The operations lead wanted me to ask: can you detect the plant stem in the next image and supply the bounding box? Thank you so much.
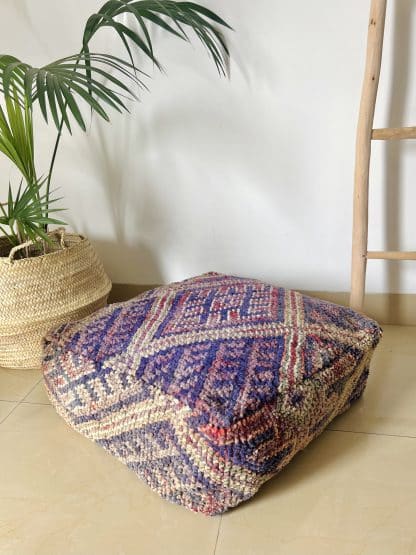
[45,117,64,230]
[45,47,85,231]
[15,226,28,258]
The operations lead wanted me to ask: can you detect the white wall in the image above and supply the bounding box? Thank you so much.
[1,0,416,293]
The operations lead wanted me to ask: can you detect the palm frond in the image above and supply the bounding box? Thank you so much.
[0,179,65,246]
[0,53,145,133]
[83,0,231,76]
[0,86,36,183]
[0,2,231,136]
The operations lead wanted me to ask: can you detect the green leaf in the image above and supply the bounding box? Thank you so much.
[1,52,142,132]
[81,1,231,76]
[0,88,36,183]
[46,73,60,129]
[51,76,72,134]
[35,69,48,123]
[179,2,232,29]
[59,82,86,131]
[0,178,66,248]
[0,2,231,135]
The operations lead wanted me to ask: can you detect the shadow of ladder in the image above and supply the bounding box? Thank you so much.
[350,0,416,312]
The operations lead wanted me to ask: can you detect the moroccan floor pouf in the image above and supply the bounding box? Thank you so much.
[42,272,382,515]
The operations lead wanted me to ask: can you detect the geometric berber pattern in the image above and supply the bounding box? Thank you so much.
[42,272,382,515]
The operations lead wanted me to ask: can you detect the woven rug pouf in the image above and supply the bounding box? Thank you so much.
[42,272,382,515]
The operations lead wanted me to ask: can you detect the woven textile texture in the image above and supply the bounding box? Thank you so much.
[42,272,382,515]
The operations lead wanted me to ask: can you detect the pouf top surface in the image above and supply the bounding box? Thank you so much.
[47,272,380,427]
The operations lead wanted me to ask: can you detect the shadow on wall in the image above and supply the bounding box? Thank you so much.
[69,5,310,287]
[81,85,303,286]
[10,1,50,59]
[384,0,416,315]
[86,114,134,249]
[92,239,163,292]
[81,108,170,285]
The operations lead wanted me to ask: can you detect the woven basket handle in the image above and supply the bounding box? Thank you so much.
[49,227,67,249]
[8,227,67,263]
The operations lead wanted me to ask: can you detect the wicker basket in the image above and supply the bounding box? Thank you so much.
[0,229,111,369]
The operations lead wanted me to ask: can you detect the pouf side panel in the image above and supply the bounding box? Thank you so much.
[43,360,261,515]
[191,345,376,514]
[42,327,379,516]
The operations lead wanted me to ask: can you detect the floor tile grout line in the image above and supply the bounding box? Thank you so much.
[0,374,43,405]
[327,428,416,440]
[213,516,222,555]
[0,376,50,426]
[20,401,51,406]
[20,376,44,403]
[0,402,20,426]
[0,378,42,405]
[213,517,222,555]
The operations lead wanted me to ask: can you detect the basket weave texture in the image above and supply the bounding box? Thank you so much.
[0,230,111,369]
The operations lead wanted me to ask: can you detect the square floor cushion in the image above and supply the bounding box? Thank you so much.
[42,272,382,515]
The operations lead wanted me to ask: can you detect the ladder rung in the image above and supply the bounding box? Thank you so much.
[367,250,416,260]
[372,126,416,140]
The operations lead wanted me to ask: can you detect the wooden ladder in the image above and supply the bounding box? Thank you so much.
[350,0,416,312]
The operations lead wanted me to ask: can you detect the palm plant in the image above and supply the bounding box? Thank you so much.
[0,1,231,254]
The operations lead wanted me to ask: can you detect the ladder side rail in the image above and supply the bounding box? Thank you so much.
[350,0,388,311]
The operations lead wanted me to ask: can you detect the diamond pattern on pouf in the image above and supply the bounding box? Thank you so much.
[42,272,382,515]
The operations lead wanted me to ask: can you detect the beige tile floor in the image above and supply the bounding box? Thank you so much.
[0,325,415,555]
